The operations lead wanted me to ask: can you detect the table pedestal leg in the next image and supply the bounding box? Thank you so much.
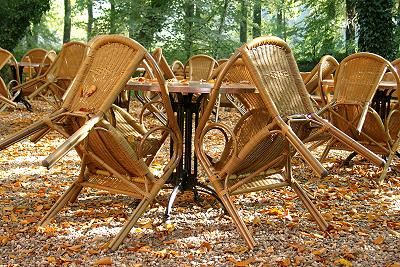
[164,93,224,223]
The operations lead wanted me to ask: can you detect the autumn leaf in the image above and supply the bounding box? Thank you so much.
[93,257,113,265]
[334,258,353,266]
[236,256,256,266]
[372,236,385,245]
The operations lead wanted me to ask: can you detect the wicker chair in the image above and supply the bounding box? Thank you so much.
[211,58,262,115]
[195,36,385,249]
[0,77,17,109]
[0,47,20,83]
[12,42,86,107]
[303,55,339,107]
[171,60,185,80]
[137,47,176,124]
[185,54,218,81]
[0,48,19,110]
[0,35,182,250]
[19,48,48,81]
[318,52,400,184]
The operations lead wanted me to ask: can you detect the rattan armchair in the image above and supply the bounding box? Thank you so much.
[11,42,86,108]
[19,48,48,81]
[185,54,218,81]
[0,77,17,109]
[303,55,339,107]
[0,48,19,110]
[318,52,400,184]
[0,35,182,250]
[171,60,185,80]
[195,36,385,249]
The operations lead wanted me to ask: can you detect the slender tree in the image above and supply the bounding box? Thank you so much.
[63,0,72,43]
[213,0,229,58]
[87,0,94,41]
[239,0,248,43]
[253,0,262,38]
[183,0,195,58]
[345,0,356,53]
[109,0,117,34]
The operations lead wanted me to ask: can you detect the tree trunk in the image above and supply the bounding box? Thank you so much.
[109,0,116,34]
[345,0,356,53]
[87,0,93,41]
[252,0,261,38]
[239,0,247,43]
[184,0,195,59]
[276,0,285,40]
[213,0,229,57]
[63,0,71,43]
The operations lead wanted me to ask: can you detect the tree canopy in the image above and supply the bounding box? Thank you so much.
[0,0,50,51]
[1,0,399,66]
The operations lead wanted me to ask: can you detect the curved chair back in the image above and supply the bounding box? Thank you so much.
[186,54,218,81]
[171,60,185,79]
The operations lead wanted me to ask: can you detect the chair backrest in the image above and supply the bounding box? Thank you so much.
[0,48,19,82]
[0,77,8,98]
[38,50,57,75]
[50,41,86,80]
[303,55,338,94]
[20,48,48,65]
[0,48,14,70]
[145,48,175,80]
[171,60,185,79]
[63,35,175,119]
[186,54,218,81]
[333,53,388,104]
[239,36,314,119]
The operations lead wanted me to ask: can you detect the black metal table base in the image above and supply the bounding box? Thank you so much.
[164,93,223,223]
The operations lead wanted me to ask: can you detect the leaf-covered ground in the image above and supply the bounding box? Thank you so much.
[0,100,399,266]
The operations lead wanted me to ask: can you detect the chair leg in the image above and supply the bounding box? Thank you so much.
[291,180,328,231]
[108,197,151,251]
[219,193,256,249]
[39,183,81,226]
[320,139,333,162]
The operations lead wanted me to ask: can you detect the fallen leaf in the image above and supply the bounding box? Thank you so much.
[334,258,353,266]
[93,257,113,265]
[372,236,385,245]
[236,256,256,266]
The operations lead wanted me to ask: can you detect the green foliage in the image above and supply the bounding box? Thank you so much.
[294,0,346,62]
[0,0,50,51]
[356,0,396,60]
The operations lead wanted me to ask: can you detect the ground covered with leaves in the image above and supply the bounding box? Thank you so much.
[0,100,399,266]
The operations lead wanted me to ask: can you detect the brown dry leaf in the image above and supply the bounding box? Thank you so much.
[199,241,212,252]
[224,245,248,254]
[277,258,291,266]
[88,249,99,255]
[294,256,304,266]
[137,245,152,253]
[334,258,353,266]
[265,246,274,254]
[0,236,10,246]
[253,216,261,225]
[93,257,113,265]
[312,248,327,256]
[67,244,82,252]
[163,239,177,245]
[372,236,385,245]
[236,256,256,266]
[389,263,400,267]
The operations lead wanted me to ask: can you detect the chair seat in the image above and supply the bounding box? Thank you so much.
[228,171,289,195]
[83,171,145,198]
